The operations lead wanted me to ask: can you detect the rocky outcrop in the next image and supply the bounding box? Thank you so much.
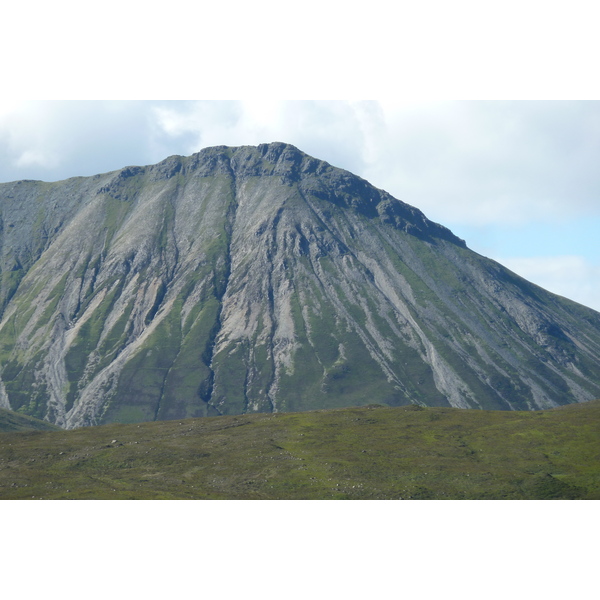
[1,142,600,428]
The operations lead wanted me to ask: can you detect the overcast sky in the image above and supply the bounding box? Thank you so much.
[1,100,599,311]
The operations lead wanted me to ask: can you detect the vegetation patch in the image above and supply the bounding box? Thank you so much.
[3,399,597,500]
[0,408,61,433]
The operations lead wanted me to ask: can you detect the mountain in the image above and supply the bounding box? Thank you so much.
[1,142,600,429]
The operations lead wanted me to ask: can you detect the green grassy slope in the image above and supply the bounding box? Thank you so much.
[1,400,598,500]
[0,408,62,433]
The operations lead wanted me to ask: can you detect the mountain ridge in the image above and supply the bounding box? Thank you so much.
[1,142,600,428]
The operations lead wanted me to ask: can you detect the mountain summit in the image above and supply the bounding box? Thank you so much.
[1,142,599,428]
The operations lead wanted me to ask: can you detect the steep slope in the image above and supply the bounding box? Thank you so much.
[1,142,600,428]
[0,407,62,432]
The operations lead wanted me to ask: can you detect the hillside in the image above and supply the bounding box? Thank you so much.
[0,408,61,432]
[1,400,599,499]
[1,142,600,428]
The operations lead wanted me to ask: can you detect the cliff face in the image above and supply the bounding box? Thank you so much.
[1,142,599,428]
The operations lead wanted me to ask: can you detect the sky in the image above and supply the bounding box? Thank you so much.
[1,99,599,311]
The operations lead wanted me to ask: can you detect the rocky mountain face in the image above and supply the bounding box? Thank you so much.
[1,142,600,429]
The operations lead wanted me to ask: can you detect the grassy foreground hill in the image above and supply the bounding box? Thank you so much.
[1,400,599,500]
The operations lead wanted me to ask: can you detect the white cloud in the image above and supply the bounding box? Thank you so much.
[360,101,600,228]
[498,255,600,312]
[150,102,242,148]
[15,149,58,169]
[0,101,197,182]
